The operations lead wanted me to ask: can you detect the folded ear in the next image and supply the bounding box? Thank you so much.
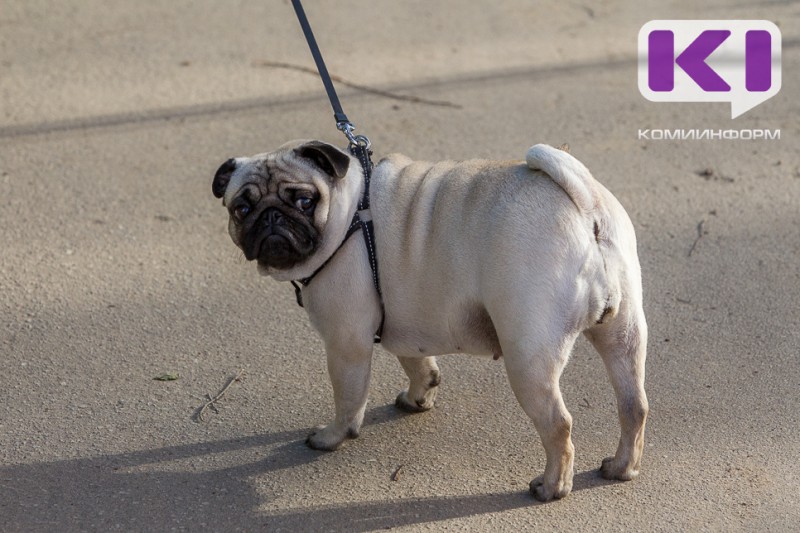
[212,158,237,199]
[294,141,350,180]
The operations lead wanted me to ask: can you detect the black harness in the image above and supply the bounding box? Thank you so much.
[290,143,385,343]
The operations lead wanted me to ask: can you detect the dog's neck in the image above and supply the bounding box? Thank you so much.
[283,144,385,341]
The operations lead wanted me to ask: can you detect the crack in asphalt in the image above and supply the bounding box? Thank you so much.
[0,56,633,140]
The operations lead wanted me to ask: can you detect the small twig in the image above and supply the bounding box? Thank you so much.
[390,465,404,482]
[205,393,220,414]
[581,398,591,409]
[194,369,245,422]
[252,60,462,109]
[687,219,706,257]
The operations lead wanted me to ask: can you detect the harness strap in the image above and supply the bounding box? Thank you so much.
[290,214,360,301]
[291,144,385,342]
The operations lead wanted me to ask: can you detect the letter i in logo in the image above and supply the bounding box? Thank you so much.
[746,30,771,91]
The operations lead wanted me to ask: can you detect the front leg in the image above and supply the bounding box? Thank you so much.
[306,338,374,451]
[301,234,382,451]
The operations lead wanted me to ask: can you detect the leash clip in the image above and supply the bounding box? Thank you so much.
[337,121,371,150]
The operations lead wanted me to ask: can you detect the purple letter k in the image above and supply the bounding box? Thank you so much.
[675,30,731,92]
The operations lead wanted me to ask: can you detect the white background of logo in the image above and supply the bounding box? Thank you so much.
[638,20,782,119]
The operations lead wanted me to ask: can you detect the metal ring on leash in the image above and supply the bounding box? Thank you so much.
[352,134,371,149]
[337,121,371,150]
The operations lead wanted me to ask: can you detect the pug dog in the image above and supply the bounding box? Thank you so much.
[212,140,648,502]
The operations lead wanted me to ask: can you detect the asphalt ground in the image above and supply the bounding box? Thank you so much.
[1,1,798,531]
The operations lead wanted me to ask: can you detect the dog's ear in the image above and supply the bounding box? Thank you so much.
[212,158,237,199]
[295,141,350,180]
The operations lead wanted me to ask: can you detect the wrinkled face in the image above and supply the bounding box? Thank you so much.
[212,141,351,273]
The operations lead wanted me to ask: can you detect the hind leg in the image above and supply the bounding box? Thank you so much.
[395,356,440,412]
[585,302,649,480]
[501,334,578,501]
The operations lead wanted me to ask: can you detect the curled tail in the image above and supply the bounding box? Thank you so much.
[526,144,597,213]
[528,144,627,324]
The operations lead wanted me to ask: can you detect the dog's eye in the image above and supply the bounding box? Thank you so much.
[233,204,251,222]
[294,195,315,212]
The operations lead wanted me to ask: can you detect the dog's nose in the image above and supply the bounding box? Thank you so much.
[265,208,285,227]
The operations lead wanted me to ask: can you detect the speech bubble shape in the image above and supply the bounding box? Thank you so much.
[638,20,782,119]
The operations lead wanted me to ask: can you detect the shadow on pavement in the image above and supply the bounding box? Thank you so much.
[263,469,615,532]
[1,411,617,531]
[1,429,308,531]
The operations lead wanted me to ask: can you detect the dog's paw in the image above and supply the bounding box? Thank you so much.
[599,456,639,481]
[305,424,356,451]
[395,389,436,413]
[529,475,572,502]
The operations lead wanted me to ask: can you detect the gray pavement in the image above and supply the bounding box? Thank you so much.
[1,1,799,531]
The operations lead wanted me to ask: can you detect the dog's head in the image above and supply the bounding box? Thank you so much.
[212,140,359,280]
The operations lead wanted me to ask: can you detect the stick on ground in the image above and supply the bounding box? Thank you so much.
[194,369,245,422]
[688,219,707,257]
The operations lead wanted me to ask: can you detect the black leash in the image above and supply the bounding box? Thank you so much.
[289,0,385,342]
[290,0,368,147]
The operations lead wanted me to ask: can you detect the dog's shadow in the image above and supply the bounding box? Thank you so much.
[263,466,618,532]
[1,404,618,531]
